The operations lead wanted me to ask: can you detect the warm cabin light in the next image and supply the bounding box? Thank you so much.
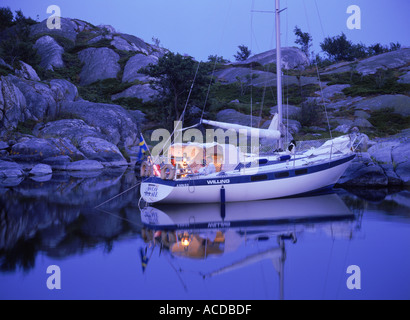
[181,237,190,246]
[180,232,191,246]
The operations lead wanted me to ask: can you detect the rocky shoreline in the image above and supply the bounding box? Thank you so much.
[1,130,409,193]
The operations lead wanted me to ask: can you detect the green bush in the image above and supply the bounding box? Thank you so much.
[368,107,410,136]
[296,100,324,127]
[16,119,38,135]
[78,78,136,103]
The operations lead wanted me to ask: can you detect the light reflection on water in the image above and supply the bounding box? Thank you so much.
[0,168,409,300]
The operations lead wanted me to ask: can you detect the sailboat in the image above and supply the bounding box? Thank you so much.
[140,0,356,204]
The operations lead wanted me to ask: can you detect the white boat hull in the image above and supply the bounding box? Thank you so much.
[140,154,355,204]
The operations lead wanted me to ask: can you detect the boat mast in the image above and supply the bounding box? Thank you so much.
[275,0,283,149]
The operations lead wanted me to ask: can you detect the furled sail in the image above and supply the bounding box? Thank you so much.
[201,113,281,140]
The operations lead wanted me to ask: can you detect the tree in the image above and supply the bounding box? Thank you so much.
[234,45,251,62]
[151,36,161,47]
[0,7,14,32]
[294,26,312,60]
[389,42,401,51]
[320,33,354,62]
[208,55,229,65]
[367,43,389,56]
[350,42,368,60]
[140,52,210,129]
[0,8,39,67]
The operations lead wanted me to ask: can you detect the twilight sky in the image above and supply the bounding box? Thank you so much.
[2,0,409,62]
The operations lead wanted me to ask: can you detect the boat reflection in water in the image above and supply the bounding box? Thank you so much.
[140,193,360,299]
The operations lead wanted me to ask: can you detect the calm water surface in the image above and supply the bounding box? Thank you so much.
[0,168,409,300]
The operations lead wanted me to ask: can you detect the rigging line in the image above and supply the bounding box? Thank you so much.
[94,181,142,209]
[154,61,202,163]
[254,5,276,128]
[182,61,201,120]
[200,59,218,122]
[173,61,201,139]
[250,0,255,128]
[336,240,352,299]
[302,0,333,141]
[284,0,289,145]
[164,253,188,292]
[302,0,311,38]
[200,0,233,122]
[321,239,335,299]
[314,0,326,39]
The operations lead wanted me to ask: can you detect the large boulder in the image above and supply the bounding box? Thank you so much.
[15,61,41,81]
[355,137,410,187]
[111,84,158,102]
[122,54,158,83]
[314,84,351,101]
[71,19,96,33]
[41,155,72,170]
[7,75,78,122]
[48,79,79,102]
[77,136,127,163]
[391,140,410,186]
[33,35,65,71]
[337,161,388,187]
[60,100,140,147]
[87,34,113,44]
[325,96,364,110]
[37,119,105,142]
[353,94,410,116]
[29,164,52,176]
[236,47,309,70]
[0,160,24,178]
[77,47,121,85]
[334,118,373,132]
[111,36,141,52]
[30,17,78,42]
[116,33,153,55]
[65,160,104,171]
[367,140,398,163]
[214,67,319,87]
[7,75,57,120]
[0,76,28,136]
[10,137,85,162]
[322,48,410,75]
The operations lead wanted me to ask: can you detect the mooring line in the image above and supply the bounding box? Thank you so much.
[94,181,142,209]
[95,207,143,228]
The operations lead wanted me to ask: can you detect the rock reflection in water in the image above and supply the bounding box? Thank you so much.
[0,168,142,272]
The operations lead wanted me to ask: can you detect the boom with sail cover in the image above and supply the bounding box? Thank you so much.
[201,113,281,140]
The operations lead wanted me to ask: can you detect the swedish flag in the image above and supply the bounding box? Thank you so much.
[139,134,148,151]
[138,134,149,160]
[140,247,149,273]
